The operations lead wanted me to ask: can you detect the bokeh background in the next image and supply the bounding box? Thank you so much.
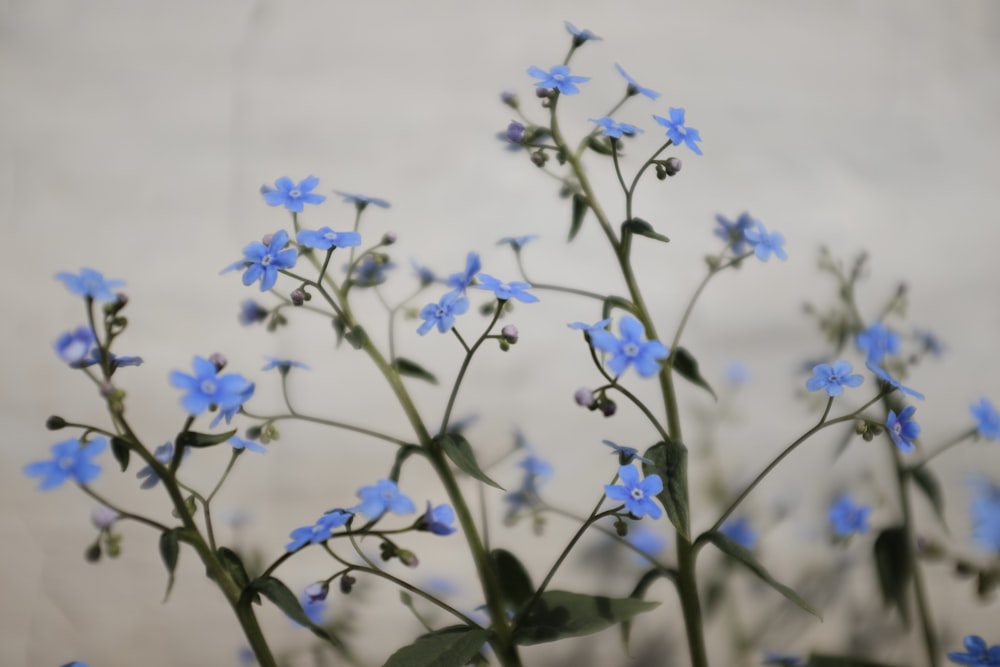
[2,1,999,665]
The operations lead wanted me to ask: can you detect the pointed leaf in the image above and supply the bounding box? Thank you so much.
[671,347,717,401]
[642,440,690,541]
[392,357,439,385]
[177,428,237,449]
[491,549,534,610]
[514,590,658,645]
[110,436,131,472]
[873,526,911,627]
[383,626,491,667]
[436,434,503,490]
[621,567,677,649]
[622,218,670,243]
[703,530,820,618]
[389,444,424,484]
[809,653,902,667]
[345,325,367,350]
[586,135,615,156]
[159,528,182,602]
[910,466,947,530]
[216,546,252,591]
[569,193,588,242]
[247,576,340,646]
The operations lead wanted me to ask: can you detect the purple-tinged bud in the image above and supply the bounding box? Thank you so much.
[398,549,419,568]
[238,299,269,326]
[663,157,681,177]
[85,542,102,563]
[574,388,595,407]
[600,398,617,417]
[209,353,227,371]
[91,505,119,530]
[261,233,274,246]
[46,415,67,430]
[98,380,116,398]
[382,231,398,246]
[304,582,329,604]
[290,289,305,306]
[339,574,356,594]
[530,151,547,168]
[501,325,519,345]
[535,87,551,99]
[505,121,525,144]
[500,90,519,108]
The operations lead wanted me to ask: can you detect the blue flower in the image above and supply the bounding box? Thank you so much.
[56,268,124,303]
[947,635,1000,666]
[170,356,255,416]
[590,116,643,139]
[417,503,457,535]
[136,442,181,489]
[262,357,310,372]
[296,227,362,251]
[721,517,757,549]
[497,235,538,252]
[332,190,391,210]
[224,230,299,292]
[867,361,925,400]
[24,437,106,491]
[418,291,469,335]
[527,65,590,96]
[886,405,920,453]
[653,108,702,155]
[229,436,266,454]
[568,318,612,340]
[828,495,871,537]
[54,326,96,365]
[725,361,751,386]
[504,121,525,144]
[970,479,1000,554]
[743,220,787,262]
[354,480,416,520]
[602,440,652,466]
[446,252,481,293]
[238,299,269,326]
[589,316,669,378]
[261,176,325,213]
[714,212,756,255]
[411,259,438,287]
[351,256,395,286]
[971,398,1000,440]
[605,465,663,519]
[565,21,601,45]
[913,328,945,357]
[627,527,667,562]
[614,64,660,100]
[806,360,863,397]
[856,322,901,365]
[519,454,554,481]
[285,510,351,551]
[298,591,327,626]
[475,274,538,303]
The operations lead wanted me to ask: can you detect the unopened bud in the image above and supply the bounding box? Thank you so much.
[46,415,67,430]
[535,87,551,99]
[382,231,398,246]
[505,121,525,144]
[339,574,356,594]
[304,582,329,603]
[530,151,547,167]
[91,506,119,530]
[261,233,274,246]
[663,157,682,176]
[501,325,519,345]
[398,549,419,568]
[85,542,102,563]
[574,388,595,407]
[290,289,305,306]
[600,398,617,417]
[615,518,629,537]
[500,90,519,108]
[209,353,227,371]
[98,380,116,398]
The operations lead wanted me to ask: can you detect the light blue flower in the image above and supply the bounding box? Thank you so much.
[714,212,756,255]
[135,442,181,489]
[229,436,266,454]
[224,230,299,292]
[605,465,663,519]
[446,252,481,293]
[743,220,787,262]
[867,361,925,400]
[418,503,457,536]
[970,479,1000,554]
[589,316,669,378]
[332,190,391,210]
[286,509,352,551]
[886,405,920,453]
[614,64,660,100]
[590,116,643,139]
[24,437,107,491]
[170,356,255,417]
[56,268,124,303]
[354,479,416,520]
[828,495,871,537]
[806,360,863,397]
[497,235,538,251]
[721,517,757,549]
[262,357,310,372]
[475,274,538,303]
[527,65,589,96]
[418,291,469,335]
[565,21,601,45]
[351,256,395,286]
[856,322,901,365]
[238,299,269,326]
[947,635,1000,666]
[54,326,96,365]
[568,318,612,340]
[296,227,362,251]
[261,176,326,213]
[653,108,702,155]
[971,398,1000,440]
[602,440,652,466]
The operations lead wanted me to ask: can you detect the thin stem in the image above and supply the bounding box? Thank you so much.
[912,427,978,469]
[242,410,410,448]
[440,307,504,435]
[78,484,171,532]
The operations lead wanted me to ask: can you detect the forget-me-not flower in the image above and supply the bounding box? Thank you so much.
[262,357,310,373]
[25,437,107,491]
[54,326,96,365]
[568,318,612,340]
[867,361,925,400]
[261,176,326,213]
[286,510,352,551]
[614,64,660,100]
[714,212,756,255]
[297,227,362,251]
[828,495,871,537]
[417,503,457,536]
[565,21,601,46]
[224,230,299,292]
[806,360,863,397]
[354,479,416,520]
[332,190,391,211]
[946,635,1000,666]
[475,274,538,303]
[56,268,125,303]
[602,440,652,466]
[886,405,920,453]
[653,108,702,155]
[352,256,395,286]
[446,252,481,293]
[229,436,266,454]
[238,299,269,326]
[497,235,538,252]
[605,464,663,519]
[527,65,590,96]
[856,322,901,365]
[418,291,469,335]
[135,442,179,490]
[589,316,669,378]
[971,398,1000,440]
[721,517,758,549]
[970,479,1000,554]
[170,356,255,417]
[590,117,643,139]
[743,221,787,262]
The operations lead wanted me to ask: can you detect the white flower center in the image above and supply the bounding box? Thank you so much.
[623,343,640,357]
[289,189,301,198]
[200,380,217,395]
[630,488,644,500]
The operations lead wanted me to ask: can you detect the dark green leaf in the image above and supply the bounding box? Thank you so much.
[159,528,182,602]
[642,440,690,541]
[586,135,615,156]
[702,530,820,618]
[216,547,251,592]
[514,590,658,645]
[569,193,588,242]
[621,568,677,649]
[874,526,911,628]
[382,626,491,667]
[622,217,670,243]
[436,434,503,490]
[491,549,534,610]
[910,466,947,530]
[247,576,340,645]
[809,653,902,667]
[331,315,346,347]
[176,428,237,449]
[671,347,717,401]
[392,357,438,385]
[110,436,131,472]
[389,444,424,483]
[345,325,367,350]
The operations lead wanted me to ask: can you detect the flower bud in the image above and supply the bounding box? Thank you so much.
[46,415,67,430]
[209,353,227,371]
[663,157,682,176]
[290,289,305,306]
[85,542,102,563]
[535,87,551,99]
[500,90,519,108]
[574,388,595,407]
[600,398,617,417]
[261,233,274,246]
[501,325,519,345]
[615,517,629,537]
[304,582,329,604]
[530,151,547,167]
[505,121,525,144]
[339,574,356,595]
[91,505,119,530]
[398,549,419,568]
[382,231,398,246]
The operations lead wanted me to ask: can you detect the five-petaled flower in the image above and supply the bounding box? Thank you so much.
[224,229,299,292]
[614,63,660,100]
[653,108,702,155]
[354,479,416,520]
[332,190,391,211]
[886,405,920,453]
[970,478,1000,554]
[946,635,1000,666]
[54,326,96,365]
[56,268,124,303]
[828,495,871,537]
[238,299,269,326]
[261,176,326,213]
[170,356,255,417]
[856,322,901,365]
[229,436,266,454]
[605,464,663,519]
[743,220,788,262]
[806,360,863,397]
[24,437,107,491]
[589,316,669,378]
[714,212,756,255]
[602,440,652,466]
[286,510,352,551]
[475,274,538,303]
[446,252,482,293]
[590,116,643,139]
[352,256,395,286]
[565,21,601,46]
[417,503,457,535]
[971,398,1000,440]
[527,65,590,96]
[297,227,362,251]
[418,291,469,335]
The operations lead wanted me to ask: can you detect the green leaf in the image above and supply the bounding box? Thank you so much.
[345,325,367,350]
[514,590,658,645]
[246,576,340,645]
[809,653,903,667]
[389,444,423,483]
[110,436,130,472]
[392,357,439,385]
[382,626,491,667]
[159,528,182,602]
[873,526,911,627]
[331,315,346,347]
[702,530,820,619]
[910,466,947,530]
[216,546,252,592]
[621,568,677,650]
[642,440,691,541]
[671,347,717,400]
[176,428,237,449]
[586,135,615,156]
[436,434,503,490]
[491,549,534,610]
[569,193,588,242]
[622,217,670,243]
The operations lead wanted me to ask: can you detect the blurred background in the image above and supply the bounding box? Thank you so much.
[2,1,999,665]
